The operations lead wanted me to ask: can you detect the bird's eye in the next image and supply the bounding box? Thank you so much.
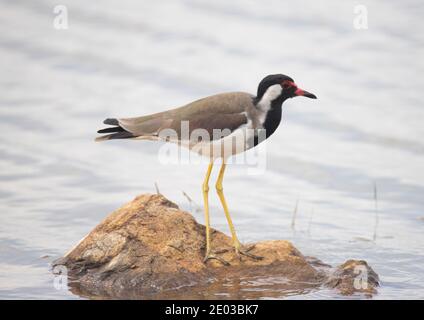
[282,83,290,89]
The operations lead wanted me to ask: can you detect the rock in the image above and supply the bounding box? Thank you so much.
[326,260,380,296]
[54,194,379,299]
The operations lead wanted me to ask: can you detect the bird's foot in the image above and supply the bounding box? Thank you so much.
[234,243,263,261]
[203,251,230,266]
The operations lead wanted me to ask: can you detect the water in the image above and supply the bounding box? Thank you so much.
[0,0,423,299]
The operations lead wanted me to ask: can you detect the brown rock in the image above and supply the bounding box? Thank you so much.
[54,194,379,299]
[326,260,380,296]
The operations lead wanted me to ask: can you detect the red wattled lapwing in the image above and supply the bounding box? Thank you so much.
[96,74,317,265]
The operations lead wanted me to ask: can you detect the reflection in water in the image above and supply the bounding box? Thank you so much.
[69,277,318,300]
[68,263,326,300]
[0,0,424,299]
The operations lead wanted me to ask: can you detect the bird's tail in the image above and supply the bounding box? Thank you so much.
[95,118,136,142]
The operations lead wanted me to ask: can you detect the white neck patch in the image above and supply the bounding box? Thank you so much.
[257,84,282,111]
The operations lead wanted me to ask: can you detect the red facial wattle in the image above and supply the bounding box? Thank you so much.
[282,80,317,99]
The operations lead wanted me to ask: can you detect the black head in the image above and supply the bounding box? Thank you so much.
[256,74,317,103]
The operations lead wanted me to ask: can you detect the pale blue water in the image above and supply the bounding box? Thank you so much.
[0,0,423,299]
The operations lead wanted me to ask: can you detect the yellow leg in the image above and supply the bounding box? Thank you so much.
[202,162,214,256]
[215,163,263,260]
[202,162,229,266]
[215,163,240,247]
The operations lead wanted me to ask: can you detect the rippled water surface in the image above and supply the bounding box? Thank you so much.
[0,0,423,299]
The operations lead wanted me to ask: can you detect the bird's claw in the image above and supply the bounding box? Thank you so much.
[203,244,263,265]
[203,252,230,266]
[235,244,263,261]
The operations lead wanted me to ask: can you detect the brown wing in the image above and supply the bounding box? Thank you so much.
[117,92,252,140]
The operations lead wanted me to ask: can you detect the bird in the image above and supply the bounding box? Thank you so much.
[96,74,317,265]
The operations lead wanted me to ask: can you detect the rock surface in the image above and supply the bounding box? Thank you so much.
[54,194,379,299]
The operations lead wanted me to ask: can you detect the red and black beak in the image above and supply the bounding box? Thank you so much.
[294,87,317,99]
[283,80,317,99]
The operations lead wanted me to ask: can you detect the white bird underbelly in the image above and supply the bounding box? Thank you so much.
[156,125,257,161]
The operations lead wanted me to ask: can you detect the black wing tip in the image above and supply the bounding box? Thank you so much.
[97,126,125,134]
[97,118,137,141]
[96,131,136,142]
[103,118,119,125]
